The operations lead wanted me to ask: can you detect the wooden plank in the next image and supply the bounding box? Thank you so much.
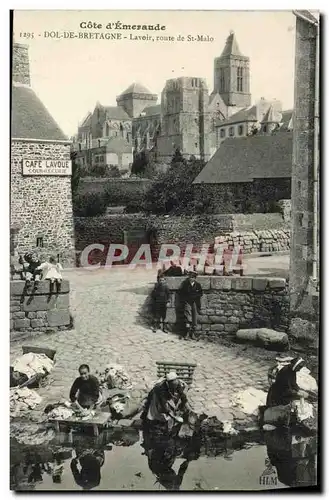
[156,361,197,368]
[50,412,111,427]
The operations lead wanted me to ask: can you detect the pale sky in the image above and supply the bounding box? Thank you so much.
[13,10,296,137]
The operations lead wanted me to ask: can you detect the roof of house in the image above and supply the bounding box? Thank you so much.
[220,31,245,58]
[103,106,131,120]
[261,104,282,123]
[280,109,293,129]
[118,82,154,96]
[11,83,67,141]
[217,105,258,127]
[193,132,293,185]
[139,104,161,117]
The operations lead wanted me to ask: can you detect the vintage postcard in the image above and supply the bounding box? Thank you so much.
[10,9,319,491]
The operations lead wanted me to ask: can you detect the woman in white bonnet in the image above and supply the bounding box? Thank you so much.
[142,371,189,427]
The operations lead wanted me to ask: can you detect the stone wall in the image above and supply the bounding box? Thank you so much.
[289,15,319,350]
[10,280,72,337]
[77,177,153,198]
[11,140,75,265]
[155,276,290,341]
[12,43,30,85]
[74,213,290,265]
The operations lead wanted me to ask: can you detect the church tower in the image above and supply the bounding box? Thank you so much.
[213,31,251,115]
[156,77,211,163]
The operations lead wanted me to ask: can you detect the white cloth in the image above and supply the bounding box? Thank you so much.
[38,262,63,280]
[12,352,54,379]
[296,367,318,393]
[231,387,267,415]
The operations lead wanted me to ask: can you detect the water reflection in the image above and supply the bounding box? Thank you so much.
[71,449,105,490]
[10,426,318,491]
[265,428,317,487]
[141,423,201,491]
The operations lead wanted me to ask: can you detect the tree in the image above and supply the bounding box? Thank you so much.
[70,151,80,197]
[143,153,206,215]
[131,150,157,179]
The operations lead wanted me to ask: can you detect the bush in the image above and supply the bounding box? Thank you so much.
[73,192,107,217]
[143,154,206,214]
[103,180,151,208]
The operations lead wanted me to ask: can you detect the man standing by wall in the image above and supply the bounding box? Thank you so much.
[178,271,203,340]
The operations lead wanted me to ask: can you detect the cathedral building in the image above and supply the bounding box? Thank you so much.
[73,31,287,171]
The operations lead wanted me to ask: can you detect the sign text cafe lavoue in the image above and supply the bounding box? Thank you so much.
[22,159,72,176]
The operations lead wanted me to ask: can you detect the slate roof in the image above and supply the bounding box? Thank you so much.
[193,132,293,185]
[140,104,161,117]
[119,82,154,96]
[11,83,67,141]
[280,110,293,129]
[261,105,282,123]
[104,106,131,120]
[217,105,258,127]
[220,32,245,58]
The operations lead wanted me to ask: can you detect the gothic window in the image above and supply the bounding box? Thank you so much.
[263,125,267,133]
[237,67,244,92]
[238,125,244,136]
[220,129,226,138]
[229,127,235,137]
[106,123,110,136]
[36,237,44,248]
[220,69,225,92]
[79,143,82,152]
[98,139,101,147]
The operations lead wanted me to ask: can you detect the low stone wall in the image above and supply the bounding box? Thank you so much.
[161,276,290,341]
[10,280,72,336]
[74,213,290,262]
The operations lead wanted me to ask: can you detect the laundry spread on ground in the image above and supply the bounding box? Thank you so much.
[10,387,43,417]
[12,352,54,380]
[231,387,267,415]
[96,364,132,390]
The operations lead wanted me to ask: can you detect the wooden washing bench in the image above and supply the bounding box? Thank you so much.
[50,412,112,438]
[156,361,197,387]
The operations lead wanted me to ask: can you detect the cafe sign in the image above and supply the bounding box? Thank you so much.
[22,159,72,176]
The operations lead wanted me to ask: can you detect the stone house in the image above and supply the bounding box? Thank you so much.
[193,130,293,214]
[11,42,75,265]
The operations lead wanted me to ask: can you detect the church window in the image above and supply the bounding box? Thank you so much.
[98,139,101,147]
[36,237,44,248]
[106,123,110,136]
[220,129,226,138]
[78,143,82,152]
[229,127,235,137]
[195,143,198,148]
[238,125,244,136]
[263,125,267,133]
[220,69,225,92]
[237,67,244,92]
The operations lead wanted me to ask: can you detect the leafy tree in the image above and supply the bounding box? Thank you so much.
[70,151,80,197]
[143,153,206,214]
[73,192,107,217]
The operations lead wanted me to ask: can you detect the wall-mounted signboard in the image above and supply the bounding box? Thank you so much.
[22,159,72,176]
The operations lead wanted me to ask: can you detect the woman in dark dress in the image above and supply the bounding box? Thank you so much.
[266,357,307,407]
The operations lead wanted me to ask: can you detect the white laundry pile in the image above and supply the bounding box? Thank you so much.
[12,352,54,379]
[96,364,132,390]
[294,399,314,422]
[231,387,267,415]
[296,367,318,393]
[47,403,95,421]
[221,421,239,435]
[15,428,55,446]
[10,387,42,417]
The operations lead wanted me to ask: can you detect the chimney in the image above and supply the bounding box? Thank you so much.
[12,43,30,86]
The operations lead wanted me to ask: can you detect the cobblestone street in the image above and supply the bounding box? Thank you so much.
[10,262,288,423]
